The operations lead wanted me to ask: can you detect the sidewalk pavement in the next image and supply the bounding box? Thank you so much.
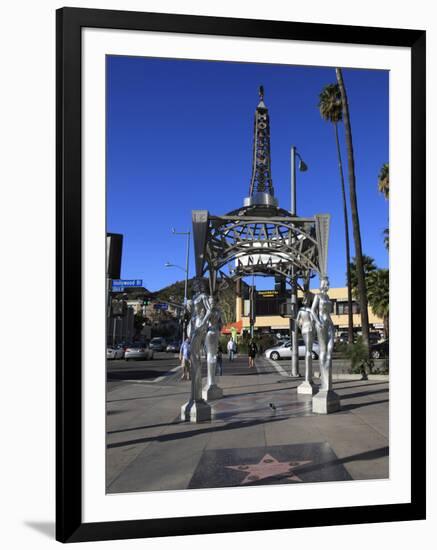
[106,354,389,493]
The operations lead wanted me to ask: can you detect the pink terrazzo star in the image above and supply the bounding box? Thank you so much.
[225,453,312,484]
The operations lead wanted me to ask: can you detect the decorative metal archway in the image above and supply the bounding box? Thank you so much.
[181,86,339,423]
[192,207,330,292]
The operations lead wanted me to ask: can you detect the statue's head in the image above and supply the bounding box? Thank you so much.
[320,276,330,292]
[192,277,208,296]
[303,291,314,307]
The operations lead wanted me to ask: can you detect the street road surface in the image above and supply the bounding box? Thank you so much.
[107,352,387,393]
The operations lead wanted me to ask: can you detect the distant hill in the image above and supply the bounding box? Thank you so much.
[154,277,247,324]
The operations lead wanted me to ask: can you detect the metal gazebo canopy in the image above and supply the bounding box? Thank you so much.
[191,86,330,293]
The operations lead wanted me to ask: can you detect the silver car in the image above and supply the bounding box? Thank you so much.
[264,340,320,361]
[124,343,154,361]
[106,345,125,360]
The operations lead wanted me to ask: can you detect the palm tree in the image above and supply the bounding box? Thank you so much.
[383,228,389,251]
[378,163,389,199]
[367,268,389,338]
[336,68,371,352]
[378,163,389,250]
[349,255,377,300]
[318,83,354,344]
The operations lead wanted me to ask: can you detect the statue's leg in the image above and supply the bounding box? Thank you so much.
[202,333,223,401]
[319,347,328,391]
[181,339,212,422]
[307,332,314,381]
[297,332,316,395]
[326,326,335,390]
[206,352,216,387]
[192,350,203,401]
[312,325,340,414]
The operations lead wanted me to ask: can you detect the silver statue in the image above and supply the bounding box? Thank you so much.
[202,298,224,401]
[296,294,316,395]
[311,277,340,413]
[181,291,213,422]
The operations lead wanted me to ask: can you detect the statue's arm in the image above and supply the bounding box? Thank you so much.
[310,296,322,328]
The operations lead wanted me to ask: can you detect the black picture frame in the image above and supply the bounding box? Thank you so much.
[56,7,426,543]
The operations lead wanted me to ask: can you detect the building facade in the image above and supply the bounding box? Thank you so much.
[236,287,384,338]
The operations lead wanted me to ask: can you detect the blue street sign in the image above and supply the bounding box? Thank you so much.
[112,279,142,289]
[154,303,168,310]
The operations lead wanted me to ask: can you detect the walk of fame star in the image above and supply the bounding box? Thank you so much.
[225,453,312,484]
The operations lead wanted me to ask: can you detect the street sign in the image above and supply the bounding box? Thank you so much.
[112,279,143,288]
[154,303,168,310]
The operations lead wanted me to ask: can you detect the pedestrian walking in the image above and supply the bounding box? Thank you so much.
[179,337,191,380]
[215,343,223,376]
[248,339,258,369]
[227,337,235,362]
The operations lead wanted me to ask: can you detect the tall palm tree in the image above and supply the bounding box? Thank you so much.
[378,163,389,199]
[336,68,371,352]
[383,228,389,251]
[318,83,354,344]
[367,268,389,339]
[349,255,377,300]
[378,163,389,250]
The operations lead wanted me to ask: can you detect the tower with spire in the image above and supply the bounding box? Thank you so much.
[244,86,278,208]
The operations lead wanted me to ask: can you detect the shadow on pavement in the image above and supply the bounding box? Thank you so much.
[108,419,182,435]
[338,388,389,400]
[340,398,389,411]
[107,414,286,450]
[333,381,389,391]
[107,369,165,381]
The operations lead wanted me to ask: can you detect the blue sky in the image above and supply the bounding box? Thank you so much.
[107,56,389,291]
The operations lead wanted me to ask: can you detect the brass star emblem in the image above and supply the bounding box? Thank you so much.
[225,453,312,484]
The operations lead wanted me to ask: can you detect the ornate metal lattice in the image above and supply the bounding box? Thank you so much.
[248,86,274,197]
[192,206,330,292]
[191,86,330,293]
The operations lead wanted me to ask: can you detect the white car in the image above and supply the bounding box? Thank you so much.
[264,339,320,361]
[106,345,125,360]
[124,343,154,361]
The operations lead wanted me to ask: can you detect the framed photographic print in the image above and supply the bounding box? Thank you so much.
[56,7,426,543]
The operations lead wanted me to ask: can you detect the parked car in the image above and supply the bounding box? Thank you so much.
[106,345,125,360]
[124,343,154,361]
[370,339,389,359]
[149,337,167,352]
[336,332,349,344]
[264,340,320,361]
[166,340,181,353]
[369,332,380,343]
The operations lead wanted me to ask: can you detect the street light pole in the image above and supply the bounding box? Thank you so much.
[172,228,191,306]
[184,231,190,306]
[291,145,297,216]
[169,229,191,340]
[289,146,308,377]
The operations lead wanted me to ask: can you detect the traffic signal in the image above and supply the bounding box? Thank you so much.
[249,285,256,323]
[111,297,127,317]
[143,298,150,306]
[274,275,286,296]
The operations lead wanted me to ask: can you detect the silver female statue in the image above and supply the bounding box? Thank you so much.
[296,294,316,394]
[189,292,212,400]
[181,290,213,421]
[311,277,340,413]
[202,298,224,400]
[311,277,335,391]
